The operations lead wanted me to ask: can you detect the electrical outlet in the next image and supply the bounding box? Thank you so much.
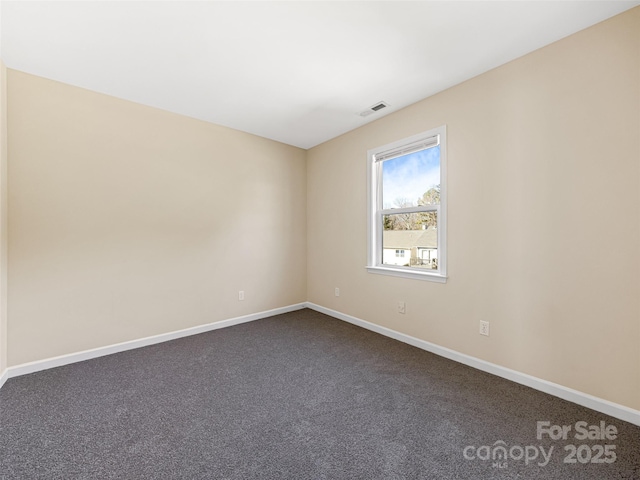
[479,320,490,336]
[398,301,406,314]
[238,291,244,301]
[335,287,340,297]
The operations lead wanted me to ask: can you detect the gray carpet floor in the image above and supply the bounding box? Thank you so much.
[0,308,638,479]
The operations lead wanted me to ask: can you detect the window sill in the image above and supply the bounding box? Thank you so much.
[366,266,447,283]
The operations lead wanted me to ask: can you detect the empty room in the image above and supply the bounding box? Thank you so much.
[0,1,639,478]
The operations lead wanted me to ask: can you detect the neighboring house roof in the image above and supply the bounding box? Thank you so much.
[383,228,437,249]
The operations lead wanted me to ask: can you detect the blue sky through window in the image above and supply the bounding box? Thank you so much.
[382,145,440,209]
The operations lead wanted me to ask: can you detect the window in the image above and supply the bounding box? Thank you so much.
[367,125,447,282]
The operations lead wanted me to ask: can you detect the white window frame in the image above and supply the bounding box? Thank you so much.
[366,125,447,283]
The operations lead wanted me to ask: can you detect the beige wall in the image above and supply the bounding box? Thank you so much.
[7,70,307,365]
[0,59,7,374]
[307,8,640,410]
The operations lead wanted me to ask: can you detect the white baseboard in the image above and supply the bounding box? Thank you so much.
[3,301,638,427]
[305,302,640,427]
[4,303,306,381]
[0,367,7,390]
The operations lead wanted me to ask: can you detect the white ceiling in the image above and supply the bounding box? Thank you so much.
[1,1,638,149]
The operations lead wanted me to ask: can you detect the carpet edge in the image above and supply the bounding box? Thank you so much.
[2,303,307,383]
[305,302,640,427]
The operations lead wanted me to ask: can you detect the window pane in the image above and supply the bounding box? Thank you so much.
[381,145,440,209]
[382,212,438,270]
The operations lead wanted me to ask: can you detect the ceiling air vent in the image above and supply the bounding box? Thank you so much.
[359,101,389,117]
